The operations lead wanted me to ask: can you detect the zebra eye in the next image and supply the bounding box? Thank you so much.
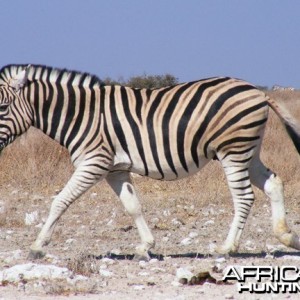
[0,104,9,112]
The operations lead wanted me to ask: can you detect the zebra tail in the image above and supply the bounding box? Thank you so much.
[267,96,300,154]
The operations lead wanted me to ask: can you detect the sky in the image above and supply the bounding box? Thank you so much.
[1,1,299,88]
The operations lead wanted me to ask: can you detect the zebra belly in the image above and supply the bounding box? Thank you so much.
[129,155,210,181]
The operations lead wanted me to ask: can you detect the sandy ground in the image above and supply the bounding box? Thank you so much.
[1,171,300,300]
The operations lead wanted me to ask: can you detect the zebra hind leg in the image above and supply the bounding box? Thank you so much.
[216,155,255,254]
[249,158,300,250]
[106,172,155,261]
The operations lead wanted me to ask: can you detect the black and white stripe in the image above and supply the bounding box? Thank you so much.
[0,64,299,259]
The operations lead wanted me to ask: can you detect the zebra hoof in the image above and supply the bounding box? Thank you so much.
[28,249,46,260]
[216,243,238,255]
[289,233,300,250]
[134,245,151,261]
[277,231,300,250]
[133,252,151,262]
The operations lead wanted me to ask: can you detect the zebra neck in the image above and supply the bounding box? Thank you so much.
[29,74,101,151]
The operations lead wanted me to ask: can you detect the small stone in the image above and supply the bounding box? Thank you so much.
[65,238,76,244]
[189,232,199,239]
[138,271,149,276]
[133,284,145,290]
[215,257,226,264]
[139,260,148,268]
[99,269,113,277]
[225,294,234,299]
[101,258,115,265]
[149,258,158,264]
[180,237,192,246]
[25,211,39,226]
[176,267,193,281]
[110,248,121,255]
[204,220,214,226]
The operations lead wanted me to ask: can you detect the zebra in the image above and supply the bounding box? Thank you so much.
[0,64,300,260]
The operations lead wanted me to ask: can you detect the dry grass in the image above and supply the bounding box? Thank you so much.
[0,127,73,190]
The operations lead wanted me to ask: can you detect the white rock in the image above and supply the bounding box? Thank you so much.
[106,219,114,226]
[100,264,108,270]
[208,242,217,253]
[204,220,215,226]
[149,258,159,264]
[171,218,183,227]
[176,267,193,281]
[133,284,145,290]
[139,260,148,268]
[0,263,81,282]
[110,248,121,255]
[65,238,76,244]
[189,232,199,239]
[180,237,192,246]
[99,269,113,277]
[215,257,226,264]
[245,240,256,250]
[163,209,171,217]
[101,258,115,265]
[90,192,98,199]
[138,271,150,276]
[25,211,39,226]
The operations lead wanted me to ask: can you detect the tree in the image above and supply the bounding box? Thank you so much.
[102,74,178,89]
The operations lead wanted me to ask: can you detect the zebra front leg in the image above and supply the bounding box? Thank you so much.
[106,172,155,260]
[250,159,300,250]
[216,163,255,254]
[28,164,107,259]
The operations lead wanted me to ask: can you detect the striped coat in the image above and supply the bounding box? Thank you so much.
[0,64,299,259]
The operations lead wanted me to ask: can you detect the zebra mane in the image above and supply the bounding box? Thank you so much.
[0,64,102,88]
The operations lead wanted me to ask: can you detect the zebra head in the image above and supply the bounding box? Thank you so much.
[0,65,33,151]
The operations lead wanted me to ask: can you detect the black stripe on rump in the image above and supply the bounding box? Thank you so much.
[191,84,256,166]
[121,87,148,175]
[59,72,77,145]
[176,77,231,171]
[203,101,268,157]
[217,136,260,153]
[109,86,131,159]
[221,145,256,160]
[161,81,196,176]
[47,71,64,138]
[147,86,175,179]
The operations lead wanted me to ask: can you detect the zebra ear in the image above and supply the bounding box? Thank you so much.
[10,65,31,91]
